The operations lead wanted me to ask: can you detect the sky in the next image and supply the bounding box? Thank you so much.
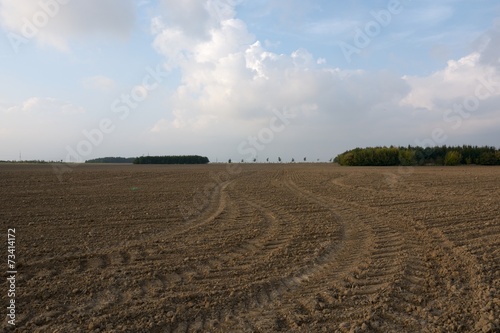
[0,0,499,163]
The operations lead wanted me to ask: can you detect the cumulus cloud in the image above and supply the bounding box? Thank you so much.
[401,53,500,110]
[0,0,136,51]
[399,44,500,145]
[152,3,253,70]
[158,0,235,39]
[150,0,412,138]
[147,1,499,155]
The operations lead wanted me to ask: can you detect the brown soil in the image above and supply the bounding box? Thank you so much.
[1,163,499,332]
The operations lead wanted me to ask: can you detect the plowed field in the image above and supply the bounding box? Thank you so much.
[1,164,499,332]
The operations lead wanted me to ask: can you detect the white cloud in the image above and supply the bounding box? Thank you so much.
[150,118,169,132]
[159,0,235,39]
[150,0,413,141]
[0,1,498,162]
[2,97,85,115]
[401,52,500,110]
[149,1,500,157]
[0,96,89,160]
[0,0,136,51]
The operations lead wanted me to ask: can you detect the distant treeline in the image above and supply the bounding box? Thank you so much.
[85,157,135,163]
[133,155,210,164]
[0,160,52,164]
[334,145,500,166]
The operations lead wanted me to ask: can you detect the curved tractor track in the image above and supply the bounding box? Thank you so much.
[1,164,498,332]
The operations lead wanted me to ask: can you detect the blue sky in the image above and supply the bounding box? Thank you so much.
[1,0,499,162]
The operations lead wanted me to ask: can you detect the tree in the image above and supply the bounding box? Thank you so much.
[133,155,209,164]
[479,152,497,165]
[86,157,135,163]
[444,151,462,166]
[335,145,500,166]
[398,149,416,166]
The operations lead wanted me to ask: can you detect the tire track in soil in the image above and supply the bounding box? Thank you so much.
[211,170,376,331]
[9,165,499,332]
[274,173,409,330]
[64,172,319,331]
[24,179,235,271]
[99,180,239,306]
[164,174,310,331]
[163,170,353,331]
[251,170,465,332]
[296,170,490,332]
[18,179,237,328]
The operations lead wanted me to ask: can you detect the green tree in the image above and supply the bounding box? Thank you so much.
[444,151,462,166]
[398,149,416,166]
[133,155,209,164]
[335,145,499,166]
[479,152,497,165]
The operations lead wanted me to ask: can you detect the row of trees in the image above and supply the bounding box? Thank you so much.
[0,160,53,164]
[133,155,209,164]
[335,145,500,166]
[229,157,326,163]
[85,157,135,163]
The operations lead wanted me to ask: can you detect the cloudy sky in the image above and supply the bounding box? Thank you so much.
[0,0,499,162]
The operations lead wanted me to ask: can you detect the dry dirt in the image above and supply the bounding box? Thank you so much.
[1,163,499,332]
